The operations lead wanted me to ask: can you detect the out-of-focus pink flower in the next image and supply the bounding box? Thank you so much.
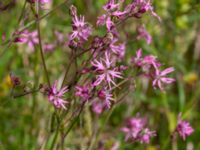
[152,67,175,90]
[131,49,161,75]
[131,49,143,66]
[97,15,107,26]
[92,89,114,114]
[92,52,123,88]
[105,17,115,32]
[121,116,156,144]
[75,84,92,101]
[139,128,156,144]
[103,0,119,12]
[48,81,68,109]
[54,31,65,44]
[15,30,39,51]
[121,117,146,141]
[110,38,126,59]
[43,43,55,52]
[39,0,51,3]
[136,25,152,45]
[175,113,194,140]
[133,0,161,21]
[30,0,51,4]
[69,5,92,44]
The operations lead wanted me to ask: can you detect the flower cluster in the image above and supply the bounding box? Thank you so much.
[121,116,156,144]
[97,0,160,34]
[11,0,193,148]
[131,49,175,90]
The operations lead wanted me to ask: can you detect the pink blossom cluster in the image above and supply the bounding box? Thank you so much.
[11,0,194,146]
[131,49,175,90]
[121,116,156,144]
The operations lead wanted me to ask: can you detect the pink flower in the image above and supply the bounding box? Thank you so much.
[29,0,51,4]
[39,0,51,3]
[103,0,119,12]
[75,84,92,101]
[139,128,156,144]
[131,49,143,66]
[134,0,161,21]
[106,17,116,32]
[43,43,55,52]
[54,31,65,44]
[92,89,114,114]
[110,38,126,59]
[92,52,123,88]
[152,67,175,90]
[175,113,194,140]
[48,81,68,109]
[121,116,156,144]
[69,5,92,43]
[136,25,152,45]
[121,117,146,141]
[15,30,39,51]
[97,15,107,26]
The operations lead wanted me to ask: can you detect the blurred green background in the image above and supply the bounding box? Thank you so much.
[0,0,200,149]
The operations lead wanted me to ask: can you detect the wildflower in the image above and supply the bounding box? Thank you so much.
[54,31,65,44]
[152,67,175,90]
[97,15,107,26]
[139,128,156,144]
[136,25,152,45]
[131,49,143,67]
[92,52,123,88]
[143,55,159,67]
[48,81,68,109]
[69,5,92,43]
[121,117,146,141]
[133,0,161,21]
[75,84,91,101]
[15,30,39,51]
[27,0,51,4]
[43,43,55,53]
[92,89,114,114]
[121,116,156,144]
[103,0,119,12]
[39,0,51,4]
[175,113,194,140]
[110,38,126,59]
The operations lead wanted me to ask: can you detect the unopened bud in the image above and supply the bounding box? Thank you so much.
[69,5,77,17]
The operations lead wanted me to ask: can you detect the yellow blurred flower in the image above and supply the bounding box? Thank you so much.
[183,72,198,85]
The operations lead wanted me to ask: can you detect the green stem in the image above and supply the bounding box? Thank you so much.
[88,107,114,150]
[49,126,60,150]
[36,8,51,87]
[63,102,86,138]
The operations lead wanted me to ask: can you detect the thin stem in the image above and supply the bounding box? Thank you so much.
[36,8,51,87]
[18,0,27,25]
[87,107,114,150]
[13,88,40,99]
[63,102,86,138]
[61,50,74,87]
[49,127,60,150]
